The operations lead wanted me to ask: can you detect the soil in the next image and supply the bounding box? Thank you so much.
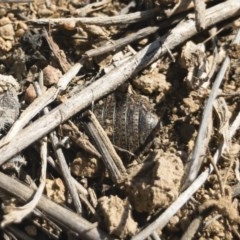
[0,1,239,240]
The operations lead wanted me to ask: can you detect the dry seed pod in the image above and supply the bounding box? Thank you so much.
[80,92,159,155]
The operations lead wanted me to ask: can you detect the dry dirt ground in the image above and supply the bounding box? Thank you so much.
[0,0,239,240]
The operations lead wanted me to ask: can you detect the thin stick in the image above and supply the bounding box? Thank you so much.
[151,231,162,240]
[27,8,161,26]
[208,155,225,196]
[85,111,127,184]
[193,0,206,31]
[49,131,82,214]
[43,29,72,73]
[85,26,159,58]
[235,159,240,183]
[180,216,203,240]
[0,0,239,165]
[0,172,112,240]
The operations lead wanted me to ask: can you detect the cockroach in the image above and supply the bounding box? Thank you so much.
[75,92,159,156]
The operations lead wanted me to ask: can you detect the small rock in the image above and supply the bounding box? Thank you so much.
[25,84,37,104]
[43,65,62,86]
[71,153,102,178]
[0,17,11,26]
[25,84,47,103]
[133,71,170,95]
[25,225,37,237]
[45,178,66,204]
[98,195,138,238]
[0,37,12,52]
[0,23,14,40]
[127,150,184,213]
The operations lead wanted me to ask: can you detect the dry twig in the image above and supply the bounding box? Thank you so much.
[193,0,206,31]
[49,131,82,214]
[85,111,127,184]
[27,8,161,26]
[43,29,72,73]
[85,26,159,58]
[180,216,203,240]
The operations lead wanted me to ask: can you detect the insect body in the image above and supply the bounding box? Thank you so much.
[92,92,159,154]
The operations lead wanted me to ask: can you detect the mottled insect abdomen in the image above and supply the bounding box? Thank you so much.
[93,92,159,154]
